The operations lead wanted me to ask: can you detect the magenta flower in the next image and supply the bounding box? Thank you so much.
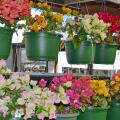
[38,79,47,88]
[52,77,60,85]
[49,83,58,91]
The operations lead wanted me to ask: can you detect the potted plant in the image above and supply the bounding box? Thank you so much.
[23,2,62,61]
[94,12,120,64]
[47,73,93,120]
[78,79,111,120]
[107,71,120,120]
[64,13,110,64]
[0,0,31,59]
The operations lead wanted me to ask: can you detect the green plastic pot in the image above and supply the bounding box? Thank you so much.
[107,102,120,120]
[0,27,13,59]
[65,41,95,64]
[24,32,61,61]
[77,107,108,120]
[57,113,79,120]
[94,43,117,64]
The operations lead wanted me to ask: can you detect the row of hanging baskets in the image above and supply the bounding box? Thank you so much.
[0,30,117,65]
[65,41,117,64]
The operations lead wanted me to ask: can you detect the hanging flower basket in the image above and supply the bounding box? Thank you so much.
[65,41,95,64]
[94,43,117,64]
[24,32,61,61]
[0,27,13,60]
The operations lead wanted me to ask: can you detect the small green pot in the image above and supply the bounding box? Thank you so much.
[77,107,108,120]
[0,27,13,59]
[24,32,61,61]
[94,43,117,64]
[57,113,79,120]
[65,41,95,64]
[107,102,120,120]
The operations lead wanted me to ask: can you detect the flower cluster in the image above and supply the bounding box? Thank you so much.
[110,71,120,102]
[17,85,58,120]
[62,7,72,16]
[25,2,63,32]
[0,0,31,28]
[91,80,111,107]
[48,73,93,113]
[0,60,58,120]
[97,12,120,44]
[65,14,110,47]
[97,12,120,34]
[0,60,31,118]
[81,14,110,43]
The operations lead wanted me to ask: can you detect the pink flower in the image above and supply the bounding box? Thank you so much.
[0,75,5,84]
[38,79,47,88]
[49,83,58,91]
[0,60,6,66]
[52,77,60,84]
[64,72,73,81]
[60,76,67,83]
[21,91,28,98]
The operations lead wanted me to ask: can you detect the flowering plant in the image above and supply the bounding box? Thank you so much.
[97,12,120,44]
[0,0,31,30]
[109,71,120,102]
[65,13,110,47]
[90,80,111,108]
[47,73,93,113]
[0,60,58,120]
[24,2,63,32]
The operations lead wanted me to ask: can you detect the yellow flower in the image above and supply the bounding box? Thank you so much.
[115,76,120,82]
[31,22,39,32]
[37,2,51,10]
[53,13,63,23]
[110,81,115,86]
[41,21,46,28]
[62,6,72,16]
[97,89,104,95]
[37,16,45,23]
[29,1,34,7]
[113,86,119,93]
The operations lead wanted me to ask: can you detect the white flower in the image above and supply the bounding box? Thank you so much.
[30,80,37,86]
[9,84,15,90]
[17,98,25,105]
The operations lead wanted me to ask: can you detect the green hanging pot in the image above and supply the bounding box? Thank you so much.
[107,102,120,120]
[0,27,13,59]
[77,107,108,120]
[57,113,79,120]
[24,32,61,61]
[65,41,95,64]
[94,43,117,64]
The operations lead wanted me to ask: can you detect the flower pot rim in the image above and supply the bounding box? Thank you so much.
[85,106,109,111]
[57,112,79,117]
[96,43,118,46]
[23,31,62,37]
[111,102,120,107]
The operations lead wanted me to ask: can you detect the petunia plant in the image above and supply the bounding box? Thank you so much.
[0,0,31,30]
[47,73,93,113]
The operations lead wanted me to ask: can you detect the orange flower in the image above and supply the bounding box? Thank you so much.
[53,13,63,23]
[31,22,39,32]
[62,6,72,16]
[41,21,46,28]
